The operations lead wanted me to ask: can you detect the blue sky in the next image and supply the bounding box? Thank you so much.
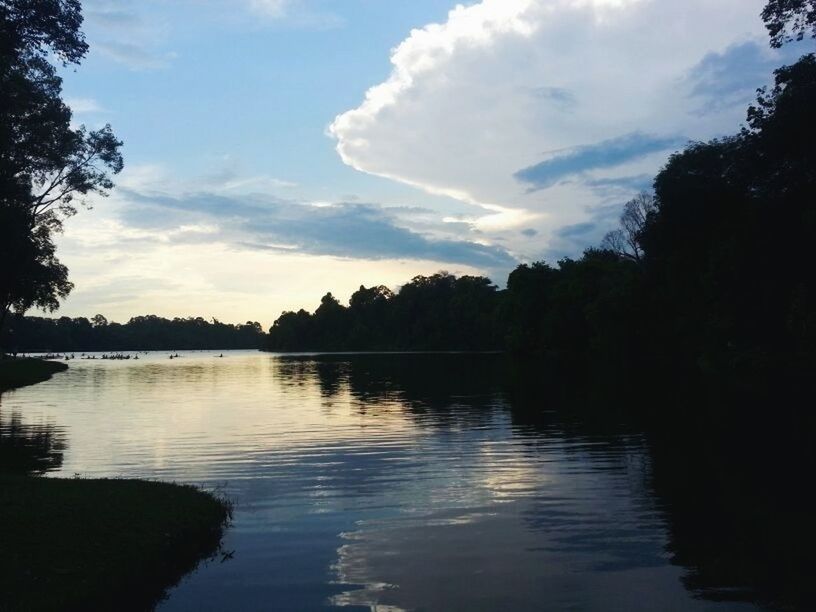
[66,1,461,203]
[53,0,812,325]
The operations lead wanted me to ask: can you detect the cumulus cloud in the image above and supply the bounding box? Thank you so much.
[330,0,794,256]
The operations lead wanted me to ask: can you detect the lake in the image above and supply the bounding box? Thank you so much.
[0,351,794,611]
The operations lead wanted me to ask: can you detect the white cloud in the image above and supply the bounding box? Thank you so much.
[331,0,786,257]
[245,0,342,28]
[65,97,106,114]
[248,0,290,18]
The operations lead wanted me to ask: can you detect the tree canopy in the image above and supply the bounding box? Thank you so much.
[0,0,87,64]
[0,1,122,343]
[762,0,816,47]
[1,314,266,352]
[268,273,503,352]
[0,202,71,331]
[0,1,122,229]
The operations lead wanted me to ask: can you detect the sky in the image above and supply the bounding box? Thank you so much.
[52,0,810,326]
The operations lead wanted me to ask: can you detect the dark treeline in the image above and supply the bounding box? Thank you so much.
[1,314,265,352]
[268,276,503,352]
[268,53,816,386]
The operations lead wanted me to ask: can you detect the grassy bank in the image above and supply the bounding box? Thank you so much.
[0,357,68,392]
[0,476,232,611]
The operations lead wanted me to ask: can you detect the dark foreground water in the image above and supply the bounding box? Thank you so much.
[0,352,806,611]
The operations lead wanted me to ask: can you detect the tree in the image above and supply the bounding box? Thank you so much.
[601,192,656,263]
[637,54,816,373]
[762,0,816,47]
[349,285,393,310]
[0,202,72,338]
[0,1,87,63]
[0,1,122,335]
[1,1,123,229]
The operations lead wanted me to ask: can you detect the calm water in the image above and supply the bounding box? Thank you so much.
[0,352,781,610]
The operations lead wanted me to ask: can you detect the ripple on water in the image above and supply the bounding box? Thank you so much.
[1,352,763,611]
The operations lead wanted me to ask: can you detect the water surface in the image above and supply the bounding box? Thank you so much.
[0,352,778,610]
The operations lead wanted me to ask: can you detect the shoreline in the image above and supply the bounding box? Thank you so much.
[0,476,232,611]
[0,357,69,392]
[0,357,233,610]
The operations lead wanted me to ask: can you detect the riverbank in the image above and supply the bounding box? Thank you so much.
[0,356,68,392]
[0,358,233,610]
[0,476,231,611]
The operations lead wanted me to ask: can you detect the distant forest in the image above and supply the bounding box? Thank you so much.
[267,54,816,382]
[2,315,265,352]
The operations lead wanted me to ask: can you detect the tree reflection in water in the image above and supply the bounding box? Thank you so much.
[277,353,815,610]
[0,407,66,476]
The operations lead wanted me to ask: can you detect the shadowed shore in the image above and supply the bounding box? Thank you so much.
[0,477,232,611]
[0,358,233,611]
[0,357,68,392]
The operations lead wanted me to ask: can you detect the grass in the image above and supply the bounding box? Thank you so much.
[0,357,68,392]
[0,476,232,611]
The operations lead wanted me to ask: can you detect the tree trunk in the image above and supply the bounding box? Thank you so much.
[0,304,10,356]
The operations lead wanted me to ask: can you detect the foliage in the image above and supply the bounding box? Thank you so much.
[762,0,816,48]
[0,203,72,329]
[0,0,123,226]
[640,54,816,374]
[0,0,123,335]
[0,1,87,64]
[1,314,266,352]
[268,273,504,352]
[600,193,655,262]
[503,250,642,366]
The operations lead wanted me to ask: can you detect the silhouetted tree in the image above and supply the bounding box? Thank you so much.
[639,54,816,373]
[762,0,816,47]
[1,1,123,226]
[0,0,122,337]
[600,193,655,263]
[347,285,393,349]
[267,273,503,352]
[504,251,641,365]
[1,313,267,352]
[0,203,71,345]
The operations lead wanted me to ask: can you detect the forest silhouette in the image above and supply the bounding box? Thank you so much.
[1,314,265,352]
[262,53,816,389]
